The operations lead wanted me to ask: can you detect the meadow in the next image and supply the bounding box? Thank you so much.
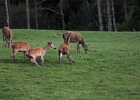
[0,29,140,100]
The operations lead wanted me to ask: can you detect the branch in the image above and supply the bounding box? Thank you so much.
[41,7,61,15]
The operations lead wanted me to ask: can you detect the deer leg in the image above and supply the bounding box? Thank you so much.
[2,35,5,47]
[40,56,44,65]
[23,52,26,62]
[3,36,7,47]
[30,57,39,66]
[76,42,80,53]
[3,35,5,41]
[66,53,75,63]
[11,49,18,61]
[59,52,63,64]
[5,38,9,47]
[36,56,40,64]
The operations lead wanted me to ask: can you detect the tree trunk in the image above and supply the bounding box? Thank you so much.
[106,0,112,31]
[111,0,117,31]
[5,0,10,27]
[86,0,99,28]
[8,0,12,28]
[124,0,127,21]
[60,0,65,30]
[25,0,30,29]
[97,0,104,31]
[34,0,38,29]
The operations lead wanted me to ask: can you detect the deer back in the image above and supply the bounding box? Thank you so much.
[11,42,32,51]
[63,31,84,43]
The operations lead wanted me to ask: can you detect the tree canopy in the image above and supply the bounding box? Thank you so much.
[1,0,140,31]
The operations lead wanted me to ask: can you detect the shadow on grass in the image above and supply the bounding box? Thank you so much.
[0,58,30,64]
[0,58,75,68]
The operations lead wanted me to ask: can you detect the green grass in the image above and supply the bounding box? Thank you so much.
[0,29,140,100]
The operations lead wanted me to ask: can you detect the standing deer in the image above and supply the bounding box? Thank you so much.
[25,42,56,66]
[63,31,89,54]
[11,42,32,62]
[2,27,12,48]
[58,35,75,64]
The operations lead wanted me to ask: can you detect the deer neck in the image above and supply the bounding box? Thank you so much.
[43,45,50,51]
[81,40,86,47]
[66,36,71,44]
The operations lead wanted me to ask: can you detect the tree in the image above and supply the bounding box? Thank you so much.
[0,0,140,31]
[25,0,30,29]
[111,0,117,31]
[34,0,38,29]
[123,0,127,21]
[7,0,12,28]
[97,0,104,31]
[106,0,112,31]
[86,0,99,30]
[60,0,65,30]
[5,0,10,27]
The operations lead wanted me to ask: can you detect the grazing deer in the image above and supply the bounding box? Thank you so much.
[63,31,89,54]
[25,42,56,66]
[2,27,12,48]
[11,42,32,62]
[58,35,75,64]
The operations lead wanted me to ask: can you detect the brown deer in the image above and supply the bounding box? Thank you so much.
[63,31,89,54]
[58,35,75,64]
[11,42,32,62]
[25,42,56,66]
[2,27,12,48]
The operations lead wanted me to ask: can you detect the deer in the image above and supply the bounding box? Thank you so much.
[58,35,75,64]
[25,42,56,66]
[2,27,12,48]
[63,31,89,54]
[10,42,32,62]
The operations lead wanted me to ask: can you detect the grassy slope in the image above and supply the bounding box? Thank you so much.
[0,29,139,100]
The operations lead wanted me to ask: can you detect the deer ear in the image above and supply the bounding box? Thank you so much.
[49,42,53,44]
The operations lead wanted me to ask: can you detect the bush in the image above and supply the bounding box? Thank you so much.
[117,6,140,31]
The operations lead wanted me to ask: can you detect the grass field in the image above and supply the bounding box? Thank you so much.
[0,29,140,100]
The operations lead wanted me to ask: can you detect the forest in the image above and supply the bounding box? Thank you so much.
[0,0,140,31]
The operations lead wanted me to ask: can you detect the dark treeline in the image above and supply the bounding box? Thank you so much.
[0,0,140,31]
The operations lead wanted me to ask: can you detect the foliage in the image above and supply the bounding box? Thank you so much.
[0,29,140,99]
[11,3,26,29]
[0,0,140,30]
[117,6,140,31]
[68,0,95,30]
